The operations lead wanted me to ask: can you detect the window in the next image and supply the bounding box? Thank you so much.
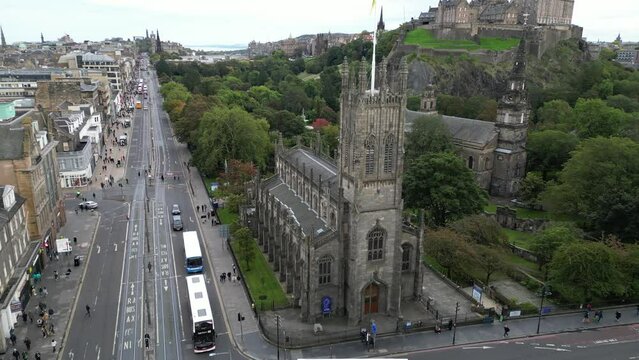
[367,226,385,261]
[365,135,376,175]
[318,256,332,285]
[383,135,394,173]
[330,212,336,228]
[401,244,412,271]
[467,156,474,169]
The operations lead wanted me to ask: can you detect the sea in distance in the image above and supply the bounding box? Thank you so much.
[187,44,246,52]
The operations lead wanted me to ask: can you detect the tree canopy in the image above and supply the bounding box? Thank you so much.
[543,137,639,242]
[405,115,454,163]
[404,152,488,226]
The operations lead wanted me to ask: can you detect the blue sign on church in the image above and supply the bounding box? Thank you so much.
[321,296,332,315]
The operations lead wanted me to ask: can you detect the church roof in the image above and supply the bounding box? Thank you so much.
[263,177,332,238]
[283,147,338,183]
[405,109,497,148]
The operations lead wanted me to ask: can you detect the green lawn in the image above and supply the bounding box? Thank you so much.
[231,239,289,310]
[404,29,520,51]
[504,229,536,250]
[217,207,238,225]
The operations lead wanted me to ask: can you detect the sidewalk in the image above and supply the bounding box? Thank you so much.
[8,201,99,359]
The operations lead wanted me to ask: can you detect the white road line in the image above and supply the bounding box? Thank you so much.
[112,203,130,356]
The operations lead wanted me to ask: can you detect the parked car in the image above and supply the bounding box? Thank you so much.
[79,201,98,209]
[171,204,180,215]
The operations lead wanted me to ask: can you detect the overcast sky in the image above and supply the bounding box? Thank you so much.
[1,0,637,46]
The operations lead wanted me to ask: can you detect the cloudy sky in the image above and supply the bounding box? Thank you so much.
[1,0,637,46]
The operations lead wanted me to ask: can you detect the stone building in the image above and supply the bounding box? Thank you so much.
[250,58,422,325]
[406,31,530,197]
[0,184,40,354]
[0,110,65,248]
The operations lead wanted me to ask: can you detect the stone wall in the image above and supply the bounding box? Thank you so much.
[492,206,547,233]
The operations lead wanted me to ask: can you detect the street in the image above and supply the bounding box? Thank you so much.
[63,64,245,360]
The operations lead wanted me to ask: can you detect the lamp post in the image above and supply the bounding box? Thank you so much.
[452,302,459,345]
[536,267,549,334]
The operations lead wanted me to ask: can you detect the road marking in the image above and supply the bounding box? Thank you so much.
[114,243,118,252]
[462,346,493,350]
[68,350,74,359]
[534,347,571,352]
[594,338,618,344]
[97,245,101,254]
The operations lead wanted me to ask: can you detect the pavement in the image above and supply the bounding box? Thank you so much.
[9,200,100,359]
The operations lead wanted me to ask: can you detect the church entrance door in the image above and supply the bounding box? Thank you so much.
[363,283,379,314]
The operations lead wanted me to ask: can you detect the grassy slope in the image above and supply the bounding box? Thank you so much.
[404,28,520,51]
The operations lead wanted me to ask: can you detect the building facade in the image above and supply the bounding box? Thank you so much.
[0,185,39,354]
[0,110,65,247]
[251,59,422,325]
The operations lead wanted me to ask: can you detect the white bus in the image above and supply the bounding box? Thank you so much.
[186,275,216,352]
[183,231,203,273]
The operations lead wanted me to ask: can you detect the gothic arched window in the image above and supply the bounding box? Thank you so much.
[330,212,336,228]
[318,256,332,285]
[367,226,386,261]
[401,244,412,271]
[383,135,395,174]
[365,135,376,175]
[467,156,474,170]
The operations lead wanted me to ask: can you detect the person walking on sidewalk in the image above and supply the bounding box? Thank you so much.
[54,270,59,280]
[10,332,16,345]
[12,348,19,360]
[503,324,510,337]
[86,304,91,317]
[24,337,31,350]
[34,352,41,360]
[51,339,57,353]
[615,310,621,322]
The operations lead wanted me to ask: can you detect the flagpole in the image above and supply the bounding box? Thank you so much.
[370,0,379,93]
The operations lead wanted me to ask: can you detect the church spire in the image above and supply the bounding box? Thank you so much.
[1,26,6,48]
[156,29,162,52]
[377,6,385,31]
[40,32,44,44]
[146,29,149,39]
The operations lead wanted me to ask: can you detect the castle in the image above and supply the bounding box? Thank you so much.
[415,0,581,57]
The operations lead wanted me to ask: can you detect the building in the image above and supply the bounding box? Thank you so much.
[49,102,101,188]
[406,31,530,197]
[249,58,423,325]
[616,49,639,68]
[58,52,123,90]
[0,110,65,249]
[0,185,39,354]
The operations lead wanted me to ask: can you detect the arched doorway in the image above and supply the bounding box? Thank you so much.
[363,283,380,314]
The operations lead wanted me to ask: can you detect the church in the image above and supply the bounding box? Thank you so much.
[247,27,530,325]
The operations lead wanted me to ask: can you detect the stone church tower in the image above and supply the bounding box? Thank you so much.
[490,32,530,197]
[338,57,412,324]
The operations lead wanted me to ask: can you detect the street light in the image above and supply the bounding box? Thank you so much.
[536,267,549,334]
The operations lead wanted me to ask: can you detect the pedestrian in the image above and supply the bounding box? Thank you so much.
[232,264,236,274]
[35,352,41,360]
[586,303,592,313]
[54,270,59,280]
[148,262,152,273]
[51,339,57,353]
[49,323,55,335]
[24,337,31,350]
[636,304,639,316]
[43,287,48,297]
[41,327,47,338]
[12,348,19,360]
[22,312,27,322]
[503,324,510,337]
[21,351,28,360]
[10,332,16,345]
[583,311,590,323]
[197,205,200,212]
[73,237,77,244]
[86,304,91,317]
[615,311,621,322]
[227,272,231,280]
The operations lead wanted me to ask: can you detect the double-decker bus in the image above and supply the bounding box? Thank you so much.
[185,275,216,352]
[183,231,203,273]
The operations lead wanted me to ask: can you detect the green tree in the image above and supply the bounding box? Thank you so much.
[526,130,578,180]
[606,94,639,113]
[174,94,212,145]
[319,66,341,111]
[549,241,625,302]
[267,110,305,137]
[542,137,639,242]
[407,96,421,111]
[234,227,255,271]
[450,215,508,247]
[573,98,626,138]
[517,172,546,207]
[405,115,454,163]
[535,100,574,131]
[404,152,488,226]
[424,228,472,278]
[320,124,340,156]
[529,225,580,270]
[472,245,505,286]
[194,106,271,175]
